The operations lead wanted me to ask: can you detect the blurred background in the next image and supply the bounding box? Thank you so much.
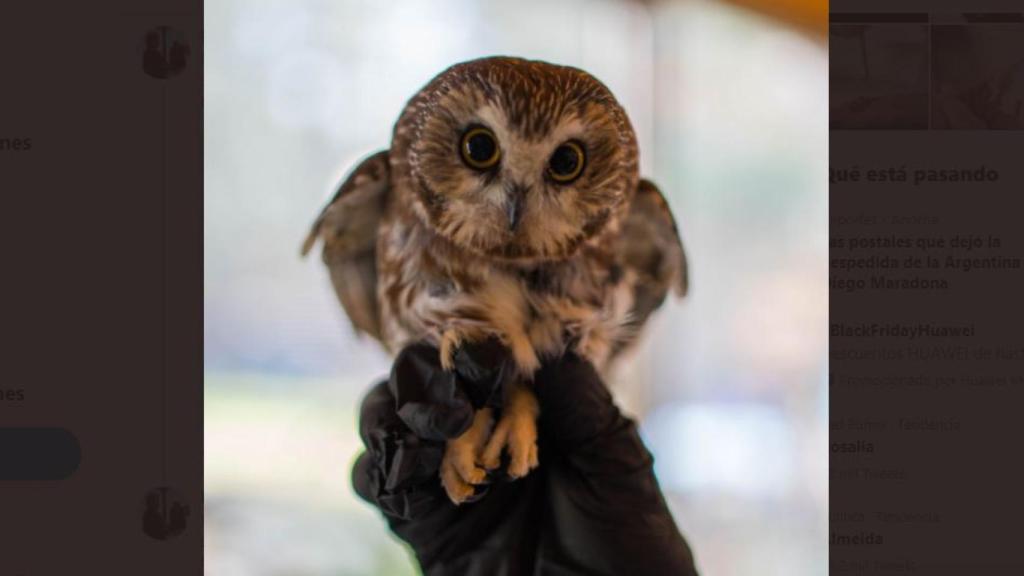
[204,0,827,574]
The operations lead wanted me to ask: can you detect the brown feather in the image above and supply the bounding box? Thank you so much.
[302,150,390,341]
[608,178,689,359]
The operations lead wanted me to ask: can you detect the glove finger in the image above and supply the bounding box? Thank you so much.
[354,379,447,510]
[534,352,619,447]
[391,344,475,440]
[358,379,402,445]
[397,401,474,441]
[452,336,513,409]
[351,450,377,505]
[384,434,444,492]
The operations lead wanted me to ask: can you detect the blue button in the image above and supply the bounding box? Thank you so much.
[0,428,81,480]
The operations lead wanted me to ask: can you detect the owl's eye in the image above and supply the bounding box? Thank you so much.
[460,126,501,170]
[547,141,585,183]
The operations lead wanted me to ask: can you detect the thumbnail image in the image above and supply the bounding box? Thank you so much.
[932,24,1024,129]
[830,24,930,130]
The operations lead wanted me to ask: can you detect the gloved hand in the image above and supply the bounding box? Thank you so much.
[352,341,699,576]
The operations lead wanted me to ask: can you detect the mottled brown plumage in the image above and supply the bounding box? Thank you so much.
[303,57,687,503]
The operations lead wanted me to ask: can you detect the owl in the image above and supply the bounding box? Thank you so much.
[303,57,688,504]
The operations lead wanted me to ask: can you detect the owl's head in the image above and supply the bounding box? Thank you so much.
[393,57,639,263]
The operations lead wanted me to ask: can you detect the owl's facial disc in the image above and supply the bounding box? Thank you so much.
[407,58,637,263]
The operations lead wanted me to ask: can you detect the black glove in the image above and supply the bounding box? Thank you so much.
[352,342,699,576]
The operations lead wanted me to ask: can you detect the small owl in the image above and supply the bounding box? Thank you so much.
[303,57,687,504]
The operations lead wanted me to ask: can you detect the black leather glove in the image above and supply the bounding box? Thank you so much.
[352,342,699,576]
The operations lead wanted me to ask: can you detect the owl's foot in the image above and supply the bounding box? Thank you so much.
[440,407,493,504]
[480,383,539,479]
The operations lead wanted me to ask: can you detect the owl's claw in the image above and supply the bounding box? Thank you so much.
[481,407,539,479]
[453,445,488,484]
[438,380,539,502]
[440,408,493,505]
[440,450,484,504]
[479,426,505,471]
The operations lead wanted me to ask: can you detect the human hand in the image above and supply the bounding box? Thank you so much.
[352,343,698,576]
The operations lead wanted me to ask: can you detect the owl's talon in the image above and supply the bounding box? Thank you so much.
[507,431,538,479]
[440,458,476,504]
[454,454,488,485]
[440,407,494,504]
[481,404,538,480]
[480,419,510,470]
[441,446,487,504]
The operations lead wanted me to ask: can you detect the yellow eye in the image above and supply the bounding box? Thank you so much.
[460,126,501,170]
[547,141,585,183]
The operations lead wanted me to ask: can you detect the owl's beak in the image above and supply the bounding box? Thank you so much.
[506,185,528,232]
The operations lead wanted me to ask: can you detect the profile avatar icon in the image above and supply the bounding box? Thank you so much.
[142,26,190,79]
[142,486,190,540]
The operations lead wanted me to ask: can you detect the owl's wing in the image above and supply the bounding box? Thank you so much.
[301,150,390,342]
[618,178,689,330]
